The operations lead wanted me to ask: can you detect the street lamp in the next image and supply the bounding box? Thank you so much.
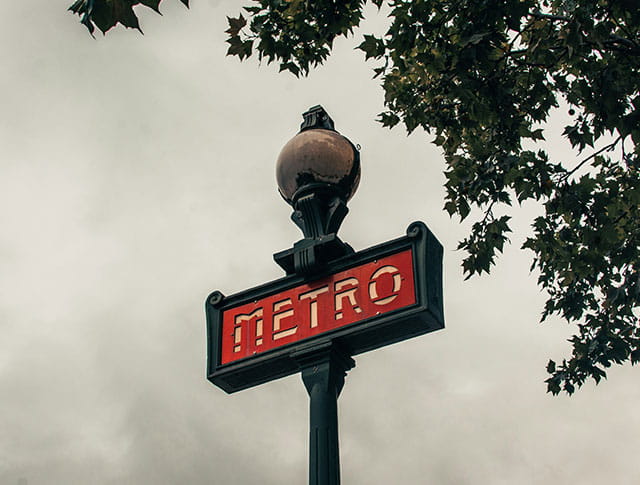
[205,105,444,485]
[275,105,361,485]
[274,105,361,276]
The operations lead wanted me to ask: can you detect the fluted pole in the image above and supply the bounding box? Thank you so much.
[294,343,354,485]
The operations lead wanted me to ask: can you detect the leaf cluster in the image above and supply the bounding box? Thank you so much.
[226,0,639,395]
[69,0,640,395]
[525,157,640,394]
[69,0,188,35]
[225,1,367,76]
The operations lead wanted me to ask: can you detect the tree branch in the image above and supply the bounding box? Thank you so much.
[529,11,571,23]
[604,35,640,52]
[561,135,623,181]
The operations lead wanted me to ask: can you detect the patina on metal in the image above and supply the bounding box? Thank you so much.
[276,129,360,205]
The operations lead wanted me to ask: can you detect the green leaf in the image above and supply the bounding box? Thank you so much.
[70,0,190,34]
[358,34,385,60]
[226,14,247,36]
[139,0,161,13]
[546,360,556,373]
[91,0,141,33]
[444,201,457,216]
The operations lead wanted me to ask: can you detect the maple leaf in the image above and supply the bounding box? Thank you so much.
[69,0,189,35]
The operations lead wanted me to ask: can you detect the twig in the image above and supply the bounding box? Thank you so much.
[529,11,571,23]
[561,135,623,181]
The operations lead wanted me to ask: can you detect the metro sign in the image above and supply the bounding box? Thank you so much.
[221,249,414,364]
[206,222,444,393]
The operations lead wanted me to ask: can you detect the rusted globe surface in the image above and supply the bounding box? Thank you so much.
[276,128,360,204]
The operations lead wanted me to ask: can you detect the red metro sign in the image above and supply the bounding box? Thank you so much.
[206,222,444,393]
[221,249,414,364]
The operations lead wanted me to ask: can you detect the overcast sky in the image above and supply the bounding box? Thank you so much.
[1,1,638,484]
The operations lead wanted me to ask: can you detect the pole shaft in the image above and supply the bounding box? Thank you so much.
[296,343,354,485]
[307,365,340,485]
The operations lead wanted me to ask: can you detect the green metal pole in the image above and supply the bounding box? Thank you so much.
[295,343,355,485]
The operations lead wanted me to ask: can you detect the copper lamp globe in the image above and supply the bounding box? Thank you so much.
[276,127,360,205]
[273,105,360,275]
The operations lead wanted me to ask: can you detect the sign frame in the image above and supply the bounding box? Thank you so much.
[205,221,444,393]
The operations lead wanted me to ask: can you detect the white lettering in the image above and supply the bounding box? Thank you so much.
[273,298,297,340]
[233,308,264,352]
[334,277,362,320]
[368,265,402,306]
[299,285,329,328]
